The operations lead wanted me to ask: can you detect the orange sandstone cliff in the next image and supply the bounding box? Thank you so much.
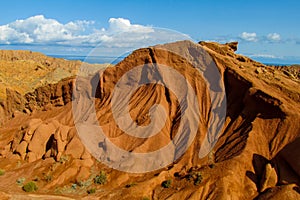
[0,41,299,199]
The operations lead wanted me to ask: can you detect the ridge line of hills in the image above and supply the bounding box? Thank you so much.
[0,41,299,199]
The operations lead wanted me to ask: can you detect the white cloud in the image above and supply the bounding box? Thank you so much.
[108,18,153,33]
[249,54,279,59]
[238,32,284,43]
[0,15,188,50]
[240,32,258,42]
[267,33,281,41]
[0,25,33,44]
[3,15,94,43]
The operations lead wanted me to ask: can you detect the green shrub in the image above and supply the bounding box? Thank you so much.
[16,177,26,186]
[194,172,203,186]
[209,164,215,169]
[161,179,172,188]
[87,188,96,194]
[125,182,137,188]
[44,175,52,182]
[77,179,92,187]
[23,181,38,192]
[71,183,77,190]
[94,171,107,185]
[186,171,203,185]
[142,197,150,200]
[59,155,69,164]
[0,169,5,176]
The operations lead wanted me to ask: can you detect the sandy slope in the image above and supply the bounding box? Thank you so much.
[0,41,299,199]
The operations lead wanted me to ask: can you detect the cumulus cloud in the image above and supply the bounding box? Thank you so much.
[240,32,258,42]
[238,32,285,43]
[0,15,96,44]
[267,33,281,41]
[0,25,33,44]
[0,15,189,50]
[108,18,153,33]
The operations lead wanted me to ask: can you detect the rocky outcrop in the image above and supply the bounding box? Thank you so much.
[0,41,299,199]
[10,119,78,162]
[0,116,94,191]
[0,49,109,126]
[0,77,74,125]
[260,163,278,192]
[0,50,79,100]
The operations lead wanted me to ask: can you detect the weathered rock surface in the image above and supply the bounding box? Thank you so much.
[0,41,299,199]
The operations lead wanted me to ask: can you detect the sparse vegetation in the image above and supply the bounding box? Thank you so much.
[187,171,203,185]
[23,181,38,192]
[161,179,172,188]
[125,182,137,188]
[77,179,92,187]
[209,163,215,169]
[194,172,203,185]
[87,188,96,194]
[94,171,107,185]
[71,183,77,190]
[142,197,150,200]
[44,174,52,182]
[59,155,69,164]
[16,177,26,186]
[0,169,5,176]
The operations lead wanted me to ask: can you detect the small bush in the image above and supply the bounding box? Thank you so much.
[44,175,52,182]
[16,177,26,186]
[87,188,96,194]
[94,171,107,185]
[186,171,203,185]
[209,164,215,169]
[77,179,92,187]
[161,179,172,188]
[59,155,69,164]
[125,182,137,188]
[23,181,38,192]
[194,172,203,186]
[71,183,77,190]
[142,197,150,200]
[0,169,5,176]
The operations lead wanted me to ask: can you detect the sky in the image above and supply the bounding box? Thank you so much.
[0,0,299,64]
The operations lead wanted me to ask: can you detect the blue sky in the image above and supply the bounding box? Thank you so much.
[0,0,299,64]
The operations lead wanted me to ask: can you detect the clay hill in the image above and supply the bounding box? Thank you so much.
[0,41,299,200]
[0,50,107,125]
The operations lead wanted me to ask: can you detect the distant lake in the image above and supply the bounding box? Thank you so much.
[264,63,291,66]
[50,55,296,67]
[49,55,125,65]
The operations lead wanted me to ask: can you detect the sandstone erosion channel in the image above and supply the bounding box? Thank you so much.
[0,41,299,199]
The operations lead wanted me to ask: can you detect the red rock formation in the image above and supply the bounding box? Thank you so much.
[0,41,299,199]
